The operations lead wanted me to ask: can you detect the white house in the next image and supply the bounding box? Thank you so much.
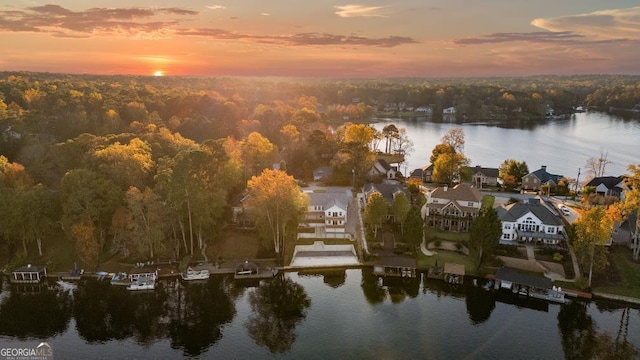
[443,107,456,114]
[497,198,565,245]
[584,176,625,199]
[304,191,350,234]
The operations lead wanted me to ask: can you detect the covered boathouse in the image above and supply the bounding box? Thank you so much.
[494,267,566,303]
[11,264,47,284]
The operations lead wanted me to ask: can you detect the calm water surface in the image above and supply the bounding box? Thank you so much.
[1,270,638,359]
[373,112,640,178]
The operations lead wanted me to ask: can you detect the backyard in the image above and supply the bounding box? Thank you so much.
[593,246,640,298]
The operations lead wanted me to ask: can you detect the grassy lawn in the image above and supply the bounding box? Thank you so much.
[424,228,470,243]
[481,195,495,208]
[592,246,640,298]
[416,249,483,276]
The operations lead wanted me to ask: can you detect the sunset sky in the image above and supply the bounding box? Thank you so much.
[1,1,639,77]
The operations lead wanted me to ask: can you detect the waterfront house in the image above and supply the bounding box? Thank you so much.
[443,107,456,114]
[497,198,565,245]
[303,190,350,234]
[11,264,47,283]
[466,165,500,188]
[368,159,398,180]
[584,176,625,199]
[422,184,482,232]
[362,183,411,222]
[611,210,638,248]
[522,165,563,192]
[409,164,434,183]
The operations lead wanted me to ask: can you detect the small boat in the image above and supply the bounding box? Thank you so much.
[181,267,210,281]
[126,276,155,291]
[56,280,77,293]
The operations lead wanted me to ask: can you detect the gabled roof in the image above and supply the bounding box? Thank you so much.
[498,199,563,226]
[585,176,624,189]
[363,183,409,203]
[527,167,562,184]
[376,158,392,171]
[495,267,551,289]
[429,184,482,203]
[308,192,349,211]
[468,166,499,178]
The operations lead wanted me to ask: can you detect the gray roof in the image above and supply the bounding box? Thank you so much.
[585,176,623,189]
[498,199,563,226]
[429,184,482,203]
[363,183,410,203]
[13,265,47,273]
[308,191,349,210]
[495,267,552,289]
[467,166,499,178]
[528,167,563,184]
[376,158,392,171]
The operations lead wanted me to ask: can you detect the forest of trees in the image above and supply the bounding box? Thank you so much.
[1,72,639,266]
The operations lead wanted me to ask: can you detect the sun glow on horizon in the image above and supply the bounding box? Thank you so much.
[153,70,164,77]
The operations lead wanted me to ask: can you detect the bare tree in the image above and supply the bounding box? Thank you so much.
[585,150,612,181]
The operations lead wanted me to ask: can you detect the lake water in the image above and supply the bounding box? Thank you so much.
[1,270,639,359]
[372,112,640,180]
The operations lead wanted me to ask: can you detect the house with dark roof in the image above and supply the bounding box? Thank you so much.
[368,159,398,180]
[466,165,500,188]
[611,210,638,248]
[584,176,625,199]
[409,164,433,183]
[304,190,350,234]
[421,184,482,232]
[497,198,565,245]
[522,166,563,191]
[362,183,411,222]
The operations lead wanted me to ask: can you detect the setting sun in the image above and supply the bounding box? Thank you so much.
[153,71,163,77]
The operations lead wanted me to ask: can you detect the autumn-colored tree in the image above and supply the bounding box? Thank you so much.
[241,132,276,178]
[499,159,529,186]
[244,169,308,256]
[124,187,167,259]
[391,191,411,234]
[364,192,388,238]
[432,152,470,185]
[573,206,610,287]
[60,169,122,265]
[92,138,155,190]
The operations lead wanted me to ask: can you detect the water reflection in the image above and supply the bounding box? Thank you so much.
[0,283,72,339]
[169,276,237,356]
[246,275,311,353]
[464,283,496,325]
[0,271,638,358]
[298,269,346,288]
[74,278,168,344]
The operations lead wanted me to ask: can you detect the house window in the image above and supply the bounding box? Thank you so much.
[533,179,538,184]
[468,202,474,207]
[433,199,438,204]
[505,224,511,229]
